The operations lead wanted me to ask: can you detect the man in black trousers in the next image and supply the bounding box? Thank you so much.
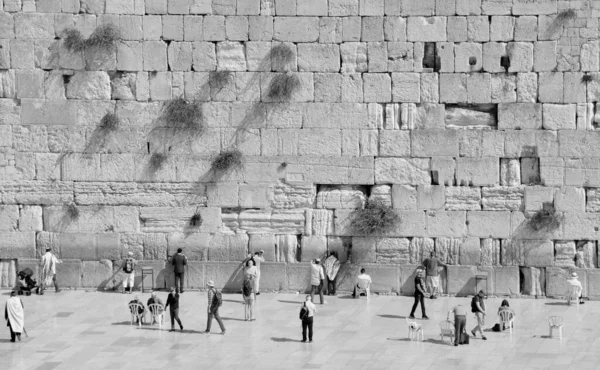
[409,269,429,320]
[165,286,183,332]
[172,248,187,294]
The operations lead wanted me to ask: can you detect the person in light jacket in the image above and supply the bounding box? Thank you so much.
[310,259,325,305]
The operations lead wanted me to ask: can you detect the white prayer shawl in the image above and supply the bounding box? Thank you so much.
[324,256,341,280]
[41,252,59,287]
[6,297,24,333]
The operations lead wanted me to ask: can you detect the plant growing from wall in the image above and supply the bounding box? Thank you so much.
[67,203,80,220]
[267,73,301,102]
[86,23,120,51]
[529,202,562,231]
[209,70,233,92]
[63,29,86,52]
[210,149,243,174]
[349,199,400,236]
[271,43,295,67]
[545,9,577,38]
[99,112,119,132]
[581,74,594,83]
[162,97,205,135]
[149,153,168,172]
[189,212,203,228]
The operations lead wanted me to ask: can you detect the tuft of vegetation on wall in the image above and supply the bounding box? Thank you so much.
[162,97,205,135]
[149,153,168,171]
[86,23,120,51]
[267,73,301,102]
[189,212,203,228]
[63,29,86,52]
[349,199,401,236]
[545,9,577,38]
[529,203,562,231]
[581,74,594,83]
[209,70,233,92]
[99,112,119,132]
[271,44,295,64]
[67,203,80,220]
[210,149,243,174]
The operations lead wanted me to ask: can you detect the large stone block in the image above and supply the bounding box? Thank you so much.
[208,233,248,261]
[81,260,114,289]
[445,187,481,211]
[273,17,319,42]
[435,237,461,265]
[427,211,467,237]
[351,237,376,263]
[480,238,500,266]
[399,265,419,295]
[588,270,600,298]
[546,267,587,299]
[238,210,305,234]
[482,186,523,211]
[554,241,575,268]
[467,211,511,238]
[456,157,499,186]
[563,213,600,240]
[259,262,288,291]
[575,241,596,269]
[411,130,458,157]
[185,261,205,289]
[409,237,434,264]
[249,234,277,261]
[140,207,221,233]
[276,235,299,263]
[498,103,542,130]
[316,186,366,209]
[167,233,211,261]
[204,262,244,291]
[376,237,410,264]
[521,239,554,267]
[520,266,545,296]
[446,265,477,296]
[0,232,36,259]
[375,158,430,185]
[407,17,446,42]
[357,264,400,293]
[459,237,481,265]
[0,260,16,289]
[56,259,82,288]
[286,263,311,292]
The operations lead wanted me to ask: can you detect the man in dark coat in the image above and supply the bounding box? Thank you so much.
[164,287,183,332]
[171,248,187,294]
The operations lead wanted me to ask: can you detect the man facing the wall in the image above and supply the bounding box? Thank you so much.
[422,252,446,299]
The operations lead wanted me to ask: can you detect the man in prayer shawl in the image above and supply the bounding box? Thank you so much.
[323,251,341,296]
[5,291,24,342]
[40,248,62,293]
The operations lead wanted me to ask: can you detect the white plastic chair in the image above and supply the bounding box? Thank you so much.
[355,279,371,300]
[440,320,454,345]
[406,317,423,341]
[548,316,564,339]
[567,285,581,306]
[129,302,145,327]
[148,303,164,327]
[498,311,515,333]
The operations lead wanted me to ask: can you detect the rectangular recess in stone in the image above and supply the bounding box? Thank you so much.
[445,104,498,129]
[500,56,510,73]
[422,42,437,71]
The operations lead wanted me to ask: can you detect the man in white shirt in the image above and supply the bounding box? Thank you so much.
[253,250,265,295]
[352,268,372,297]
[39,248,62,293]
[300,295,316,342]
[310,259,325,304]
[567,272,584,304]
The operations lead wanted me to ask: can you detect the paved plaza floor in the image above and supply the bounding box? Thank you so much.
[1,290,598,370]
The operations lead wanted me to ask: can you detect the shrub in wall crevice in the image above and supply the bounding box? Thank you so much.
[529,203,562,231]
[210,149,243,174]
[349,199,400,236]
[267,73,301,102]
[161,97,205,135]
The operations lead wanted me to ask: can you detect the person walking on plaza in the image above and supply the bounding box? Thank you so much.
[300,295,316,343]
[323,251,341,296]
[471,290,487,340]
[5,291,24,342]
[205,280,226,335]
[242,275,255,321]
[165,287,183,332]
[310,258,325,304]
[171,248,187,294]
[121,252,137,294]
[422,251,446,299]
[40,247,62,294]
[409,269,429,320]
[448,303,468,346]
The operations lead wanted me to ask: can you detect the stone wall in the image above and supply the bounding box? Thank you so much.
[1,0,600,298]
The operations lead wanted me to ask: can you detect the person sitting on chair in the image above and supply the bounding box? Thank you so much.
[497,299,516,331]
[147,292,164,324]
[567,272,584,304]
[352,268,372,297]
[128,295,145,324]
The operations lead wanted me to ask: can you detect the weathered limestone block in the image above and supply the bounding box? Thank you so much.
[238,210,304,235]
[66,72,111,100]
[379,130,410,157]
[554,241,576,267]
[0,205,18,231]
[540,157,563,187]
[524,186,554,212]
[43,206,137,233]
[351,237,377,263]
[399,265,423,295]
[409,237,434,265]
[554,187,584,213]
[340,42,367,72]
[459,237,481,265]
[208,233,248,262]
[575,241,596,269]
[273,17,319,42]
[82,260,114,289]
[376,238,410,264]
[498,103,542,130]
[480,238,500,266]
[511,212,563,241]
[216,41,246,71]
[417,185,444,210]
[392,185,417,210]
[369,185,392,207]
[56,260,82,288]
[446,265,477,295]
[467,211,511,238]
[581,41,599,72]
[411,130,458,157]
[456,157,499,186]
[271,181,316,209]
[521,158,539,185]
[543,104,576,130]
[0,181,73,205]
[375,158,430,185]
[445,106,496,128]
[17,205,42,232]
[500,159,521,186]
[286,263,311,293]
[0,260,16,288]
[407,17,447,42]
[546,267,587,298]
[445,187,481,211]
[586,189,600,212]
[305,209,334,236]
[435,237,461,265]
[249,234,276,261]
[481,186,523,211]
[204,262,243,291]
[167,232,210,261]
[520,266,545,296]
[276,234,298,263]
[563,213,600,240]
[508,42,533,72]
[427,211,466,237]
[431,157,455,186]
[316,186,366,209]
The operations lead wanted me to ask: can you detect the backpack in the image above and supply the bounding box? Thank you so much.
[242,279,253,297]
[211,289,223,309]
[299,303,308,321]
[123,258,133,273]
